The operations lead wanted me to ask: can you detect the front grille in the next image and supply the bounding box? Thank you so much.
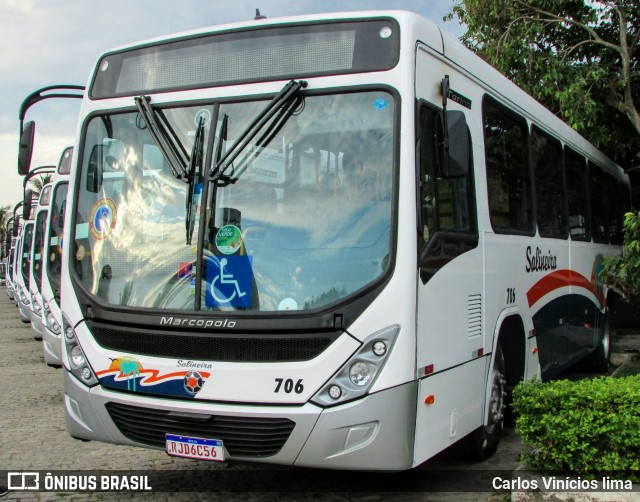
[106,402,295,457]
[88,322,337,362]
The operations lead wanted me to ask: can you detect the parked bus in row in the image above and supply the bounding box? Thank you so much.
[5,216,17,300]
[41,147,74,366]
[14,84,84,340]
[50,11,628,469]
[0,258,6,286]
[7,206,24,304]
[14,213,33,324]
[13,167,55,332]
[28,183,53,340]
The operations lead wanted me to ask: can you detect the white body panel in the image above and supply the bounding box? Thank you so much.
[40,168,71,366]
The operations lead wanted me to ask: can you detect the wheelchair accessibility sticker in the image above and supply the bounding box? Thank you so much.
[205,255,253,308]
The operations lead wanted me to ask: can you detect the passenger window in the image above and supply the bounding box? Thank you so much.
[531,126,566,238]
[418,105,474,243]
[565,148,590,241]
[590,163,610,243]
[604,176,620,244]
[611,183,631,244]
[483,97,533,233]
[611,182,630,245]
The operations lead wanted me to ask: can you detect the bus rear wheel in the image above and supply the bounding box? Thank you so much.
[589,310,612,373]
[466,344,506,461]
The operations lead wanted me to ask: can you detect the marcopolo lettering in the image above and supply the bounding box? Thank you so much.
[160,316,236,328]
[525,246,558,273]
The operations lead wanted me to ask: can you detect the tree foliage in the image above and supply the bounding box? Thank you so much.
[602,211,640,294]
[28,174,53,201]
[447,0,640,170]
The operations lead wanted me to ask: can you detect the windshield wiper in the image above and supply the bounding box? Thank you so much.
[207,113,228,245]
[209,80,307,185]
[186,115,205,245]
[134,95,189,179]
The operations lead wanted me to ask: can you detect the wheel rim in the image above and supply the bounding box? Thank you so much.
[486,365,506,435]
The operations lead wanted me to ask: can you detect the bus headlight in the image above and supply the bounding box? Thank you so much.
[46,311,61,334]
[19,287,30,305]
[349,361,375,386]
[312,325,399,407]
[33,299,42,316]
[70,345,86,367]
[63,315,98,386]
[44,302,61,334]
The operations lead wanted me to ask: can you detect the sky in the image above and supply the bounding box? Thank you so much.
[0,0,464,211]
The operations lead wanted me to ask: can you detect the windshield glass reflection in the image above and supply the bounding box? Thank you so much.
[74,91,395,312]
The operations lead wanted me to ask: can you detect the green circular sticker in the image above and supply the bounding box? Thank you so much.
[215,225,243,255]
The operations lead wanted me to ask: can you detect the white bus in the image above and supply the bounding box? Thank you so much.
[15,218,34,324]
[7,210,26,305]
[61,11,629,470]
[0,259,6,286]
[27,183,53,340]
[5,216,18,299]
[41,147,73,366]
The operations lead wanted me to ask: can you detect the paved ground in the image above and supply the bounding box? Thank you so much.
[0,291,638,501]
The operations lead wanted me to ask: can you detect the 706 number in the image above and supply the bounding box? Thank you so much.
[274,378,304,394]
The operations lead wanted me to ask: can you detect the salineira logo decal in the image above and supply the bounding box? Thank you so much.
[96,356,211,398]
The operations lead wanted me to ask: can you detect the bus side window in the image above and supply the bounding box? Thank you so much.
[482,97,533,233]
[531,126,567,238]
[565,148,591,241]
[417,104,475,244]
[611,182,630,245]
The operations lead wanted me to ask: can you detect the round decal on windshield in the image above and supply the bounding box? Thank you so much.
[215,225,243,255]
[89,198,117,240]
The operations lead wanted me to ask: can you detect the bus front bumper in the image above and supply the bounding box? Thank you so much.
[42,327,62,366]
[64,371,417,471]
[17,304,31,323]
[29,311,45,340]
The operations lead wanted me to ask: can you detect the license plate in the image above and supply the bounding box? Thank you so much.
[165,434,225,461]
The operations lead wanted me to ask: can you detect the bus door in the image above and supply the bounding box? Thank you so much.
[414,48,482,461]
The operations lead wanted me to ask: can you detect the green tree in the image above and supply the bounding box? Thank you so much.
[602,211,640,294]
[28,174,53,201]
[447,0,640,170]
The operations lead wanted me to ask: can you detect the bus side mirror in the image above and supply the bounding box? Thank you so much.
[18,121,36,176]
[437,111,469,177]
[23,190,34,219]
[86,145,104,193]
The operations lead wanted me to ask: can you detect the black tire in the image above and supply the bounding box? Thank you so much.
[589,311,612,372]
[466,344,506,461]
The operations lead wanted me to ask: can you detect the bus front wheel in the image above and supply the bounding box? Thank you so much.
[466,344,506,461]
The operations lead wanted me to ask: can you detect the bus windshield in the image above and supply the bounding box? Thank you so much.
[74,90,395,312]
[33,210,47,291]
[21,223,34,285]
[47,182,68,296]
